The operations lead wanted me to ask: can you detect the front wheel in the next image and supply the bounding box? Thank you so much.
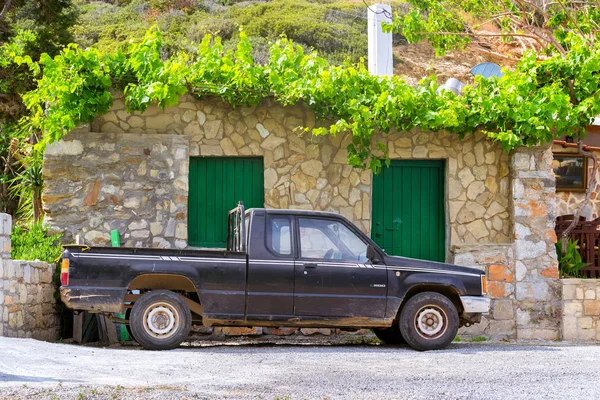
[399,292,459,351]
[130,290,192,350]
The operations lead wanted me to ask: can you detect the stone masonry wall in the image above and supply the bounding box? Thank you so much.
[453,244,515,338]
[44,94,510,252]
[511,146,561,340]
[44,133,189,248]
[453,146,561,340]
[552,144,600,220]
[562,279,600,341]
[0,213,59,341]
[42,94,565,342]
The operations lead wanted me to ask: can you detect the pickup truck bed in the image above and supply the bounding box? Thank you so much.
[62,245,246,316]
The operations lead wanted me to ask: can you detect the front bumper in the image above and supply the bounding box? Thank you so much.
[60,286,126,313]
[460,296,491,314]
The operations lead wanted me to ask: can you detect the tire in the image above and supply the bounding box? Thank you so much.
[125,308,136,343]
[373,325,406,345]
[129,290,192,350]
[399,292,459,351]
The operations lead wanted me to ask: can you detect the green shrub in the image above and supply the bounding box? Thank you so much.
[10,223,62,263]
[556,238,589,278]
[149,0,198,13]
[186,16,238,42]
[72,0,406,65]
[470,336,487,342]
[230,0,369,64]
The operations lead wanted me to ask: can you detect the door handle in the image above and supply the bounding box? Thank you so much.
[304,263,318,268]
[386,217,402,231]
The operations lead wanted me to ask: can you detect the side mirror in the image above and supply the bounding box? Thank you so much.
[367,244,381,264]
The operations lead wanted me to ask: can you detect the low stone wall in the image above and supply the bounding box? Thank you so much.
[0,213,60,341]
[453,244,515,338]
[562,279,600,341]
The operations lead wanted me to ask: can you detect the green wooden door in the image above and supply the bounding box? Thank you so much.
[188,157,264,248]
[371,160,445,262]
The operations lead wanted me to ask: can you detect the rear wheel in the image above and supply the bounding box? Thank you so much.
[130,290,191,350]
[125,308,136,342]
[372,325,406,345]
[399,292,459,351]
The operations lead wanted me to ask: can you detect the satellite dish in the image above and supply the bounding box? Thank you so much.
[470,62,503,79]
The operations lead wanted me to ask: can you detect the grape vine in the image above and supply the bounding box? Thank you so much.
[17,27,600,172]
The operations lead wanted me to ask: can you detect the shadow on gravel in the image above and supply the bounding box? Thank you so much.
[447,343,562,353]
[83,338,564,355]
[176,340,564,354]
[0,372,81,384]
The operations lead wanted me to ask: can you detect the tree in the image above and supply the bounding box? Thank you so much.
[387,0,600,252]
[0,0,76,119]
[388,0,600,57]
[0,0,76,221]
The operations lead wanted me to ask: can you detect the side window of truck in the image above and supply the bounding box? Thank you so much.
[267,216,292,256]
[298,218,368,262]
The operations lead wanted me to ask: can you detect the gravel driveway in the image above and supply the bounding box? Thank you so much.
[1,336,599,399]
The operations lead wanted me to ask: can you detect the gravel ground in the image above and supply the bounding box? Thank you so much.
[1,336,599,399]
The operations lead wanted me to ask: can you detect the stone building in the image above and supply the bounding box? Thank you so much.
[42,93,560,340]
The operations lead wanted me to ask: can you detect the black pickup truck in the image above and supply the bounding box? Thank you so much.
[60,203,489,351]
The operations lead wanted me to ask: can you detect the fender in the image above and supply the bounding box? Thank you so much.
[126,264,205,303]
[385,271,467,320]
[126,257,246,318]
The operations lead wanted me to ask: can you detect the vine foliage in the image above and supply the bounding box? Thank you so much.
[386,0,600,254]
[13,26,600,173]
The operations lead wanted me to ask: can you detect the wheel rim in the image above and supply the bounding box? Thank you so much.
[414,305,447,340]
[142,302,180,339]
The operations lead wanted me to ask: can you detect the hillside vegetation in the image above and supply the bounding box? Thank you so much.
[73,0,405,64]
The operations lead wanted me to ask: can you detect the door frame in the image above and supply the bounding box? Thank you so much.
[369,158,449,262]
[187,156,264,248]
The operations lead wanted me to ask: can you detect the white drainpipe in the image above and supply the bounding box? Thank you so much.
[367,3,393,76]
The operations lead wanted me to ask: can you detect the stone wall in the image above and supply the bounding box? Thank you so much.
[553,144,600,220]
[562,279,600,341]
[44,132,189,248]
[511,146,561,340]
[42,94,564,342]
[453,244,515,338]
[44,94,510,252]
[453,146,561,340]
[0,213,59,341]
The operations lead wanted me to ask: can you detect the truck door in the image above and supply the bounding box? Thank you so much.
[245,212,296,319]
[293,217,387,318]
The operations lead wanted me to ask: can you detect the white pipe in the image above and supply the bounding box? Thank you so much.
[367,3,393,76]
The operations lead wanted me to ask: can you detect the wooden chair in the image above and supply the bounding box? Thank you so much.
[556,214,586,222]
[554,216,600,277]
